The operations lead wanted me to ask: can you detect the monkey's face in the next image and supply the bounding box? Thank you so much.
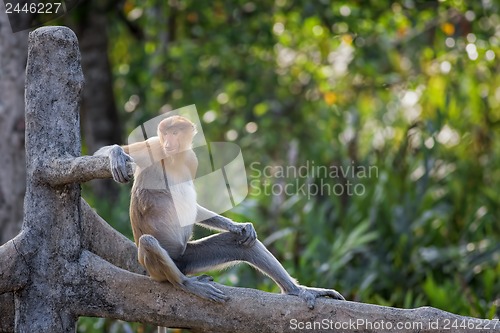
[158,116,196,156]
[161,129,183,156]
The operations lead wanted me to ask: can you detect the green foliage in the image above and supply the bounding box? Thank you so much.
[81,0,500,331]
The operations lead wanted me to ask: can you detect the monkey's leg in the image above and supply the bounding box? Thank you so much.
[175,232,344,309]
[177,232,298,291]
[138,234,228,302]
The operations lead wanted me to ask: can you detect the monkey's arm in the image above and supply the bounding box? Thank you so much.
[122,137,164,167]
[94,138,165,183]
[196,205,257,247]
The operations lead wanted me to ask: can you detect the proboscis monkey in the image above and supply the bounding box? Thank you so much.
[95,115,344,308]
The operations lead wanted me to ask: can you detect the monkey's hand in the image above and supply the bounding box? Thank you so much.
[108,145,133,183]
[229,222,257,247]
[289,286,345,309]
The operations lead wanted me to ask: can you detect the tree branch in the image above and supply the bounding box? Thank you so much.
[37,156,133,187]
[76,250,500,333]
[80,199,145,275]
[0,231,29,293]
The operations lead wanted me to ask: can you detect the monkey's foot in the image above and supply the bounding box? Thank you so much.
[290,286,345,309]
[182,277,229,303]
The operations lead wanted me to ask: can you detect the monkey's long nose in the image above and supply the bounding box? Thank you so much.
[164,139,175,149]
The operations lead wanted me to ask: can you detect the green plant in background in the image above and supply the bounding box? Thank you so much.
[78,0,499,331]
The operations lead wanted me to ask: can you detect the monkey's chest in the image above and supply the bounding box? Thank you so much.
[167,180,197,227]
[132,163,198,228]
[133,179,197,226]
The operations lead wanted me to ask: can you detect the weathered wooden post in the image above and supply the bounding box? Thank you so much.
[20,26,84,332]
[15,26,140,332]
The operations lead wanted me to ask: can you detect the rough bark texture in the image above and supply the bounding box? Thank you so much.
[18,25,85,332]
[0,293,15,332]
[0,1,28,246]
[0,26,498,333]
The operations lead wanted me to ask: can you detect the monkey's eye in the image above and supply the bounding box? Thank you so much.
[173,131,179,135]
